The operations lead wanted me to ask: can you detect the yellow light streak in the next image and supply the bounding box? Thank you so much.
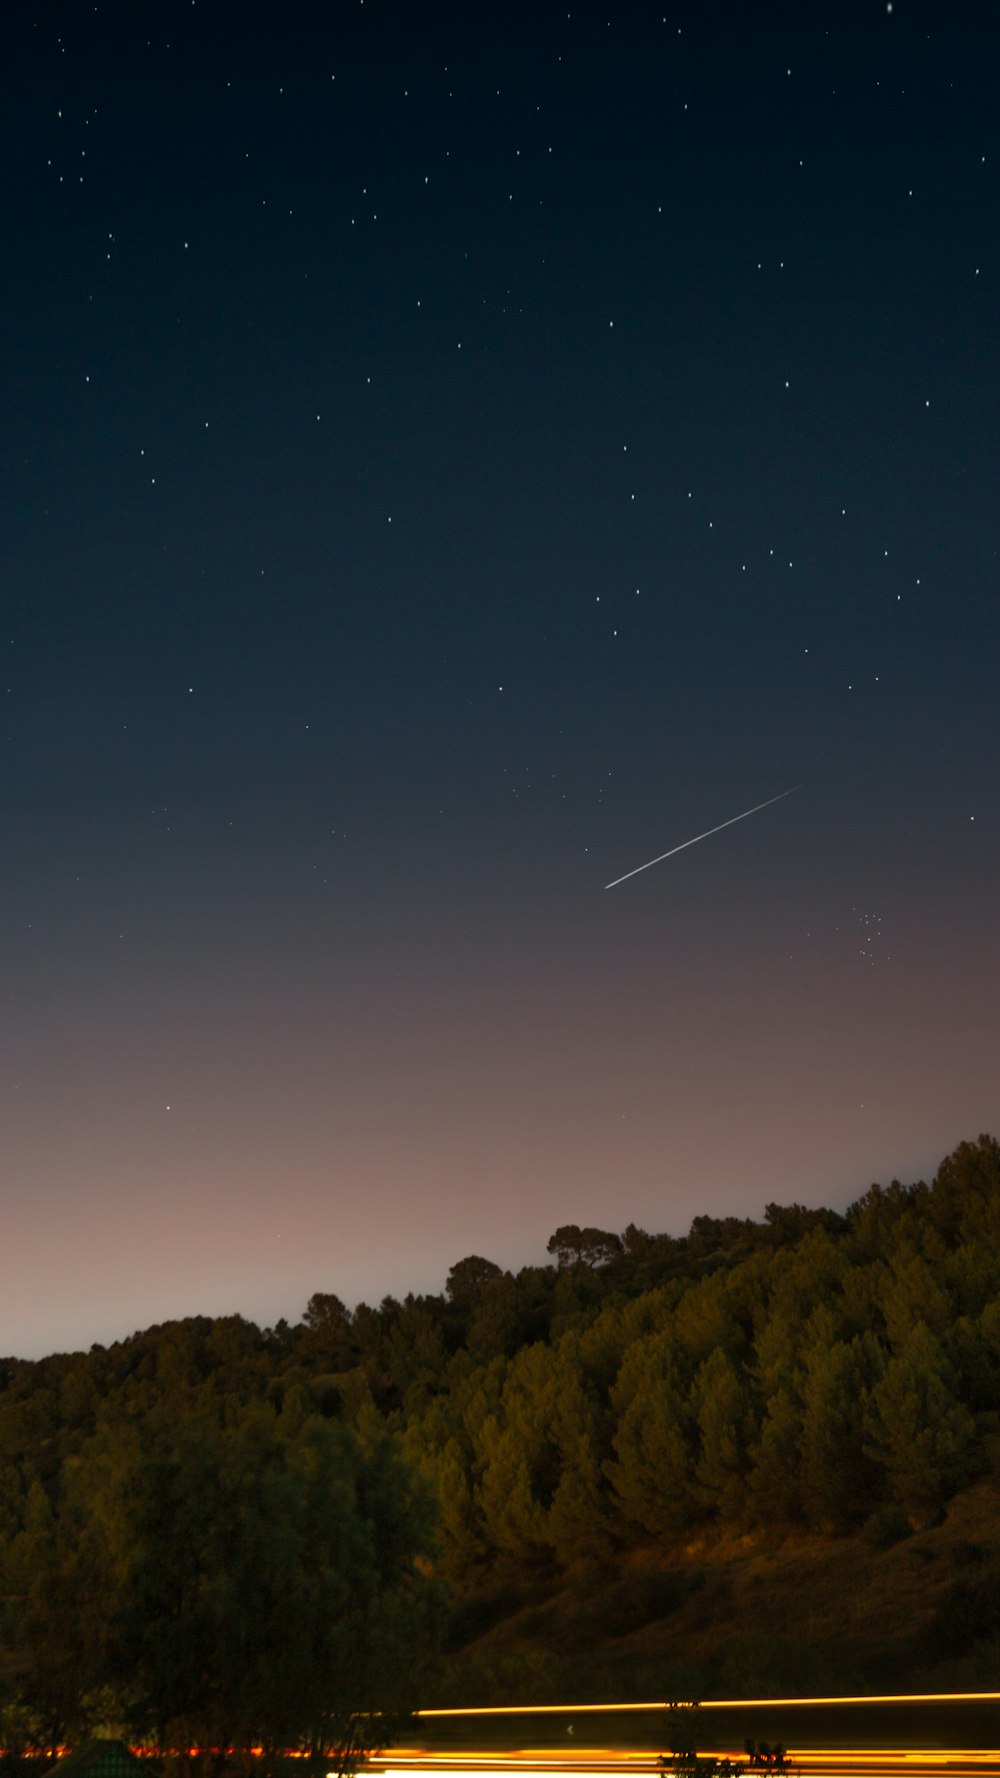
[417,1695,1000,1718]
[416,1707,669,1718]
[382,1752,1000,1764]
[698,1698,1000,1712]
[371,1756,996,1770]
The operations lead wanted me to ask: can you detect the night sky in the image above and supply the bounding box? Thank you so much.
[4,1,998,1360]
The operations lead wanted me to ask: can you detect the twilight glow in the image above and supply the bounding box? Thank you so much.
[3,2,997,1359]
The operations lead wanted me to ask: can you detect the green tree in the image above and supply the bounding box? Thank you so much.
[446,1255,504,1308]
[424,1435,486,1584]
[798,1330,882,1529]
[543,1343,611,1565]
[465,1272,538,1363]
[5,1477,89,1752]
[864,1324,978,1523]
[474,1344,566,1565]
[606,1333,694,1538]
[690,1348,755,1522]
[746,1385,802,1524]
[764,1201,846,1245]
[673,1274,742,1366]
[300,1293,356,1371]
[382,1296,450,1408]
[475,1417,549,1567]
[546,1225,623,1269]
[846,1178,922,1263]
[948,1298,1000,1412]
[880,1253,952,1349]
[925,1133,1000,1248]
[2,1406,440,1772]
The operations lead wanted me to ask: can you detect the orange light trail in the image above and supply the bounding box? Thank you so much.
[415,1695,1000,1717]
[376,1695,1000,1778]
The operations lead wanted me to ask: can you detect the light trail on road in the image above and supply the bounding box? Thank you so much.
[366,1693,1000,1778]
[376,1753,1000,1778]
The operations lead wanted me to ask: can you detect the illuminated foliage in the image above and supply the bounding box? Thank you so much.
[606,1333,694,1538]
[0,1404,439,1766]
[2,1133,1000,1718]
[864,1325,978,1523]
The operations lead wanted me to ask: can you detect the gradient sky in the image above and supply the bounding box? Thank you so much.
[3,0,997,1360]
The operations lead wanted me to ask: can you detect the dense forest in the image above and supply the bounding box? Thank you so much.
[2,1133,1000,1748]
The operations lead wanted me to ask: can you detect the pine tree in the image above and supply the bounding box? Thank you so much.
[691,1347,755,1522]
[864,1324,978,1523]
[606,1333,694,1538]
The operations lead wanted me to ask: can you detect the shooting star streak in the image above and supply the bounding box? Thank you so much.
[605,787,798,889]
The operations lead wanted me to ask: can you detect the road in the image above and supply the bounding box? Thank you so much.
[367,1693,1000,1778]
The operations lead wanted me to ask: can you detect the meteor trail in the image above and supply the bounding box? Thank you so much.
[605,787,798,889]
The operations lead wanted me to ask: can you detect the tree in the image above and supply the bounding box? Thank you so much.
[475,1417,549,1568]
[690,1348,755,1522]
[879,1251,952,1349]
[5,1476,96,1752]
[746,1385,802,1525]
[606,1333,694,1538]
[446,1255,503,1307]
[465,1272,535,1362]
[798,1331,882,1529]
[300,1293,356,1371]
[165,1411,438,1766]
[926,1133,1000,1248]
[543,1343,611,1565]
[764,1202,847,1245]
[2,1405,441,1773]
[673,1274,742,1365]
[420,1435,486,1585]
[381,1296,449,1407]
[864,1324,978,1523]
[948,1297,1000,1412]
[687,1213,761,1264]
[475,1344,566,1566]
[845,1178,921,1263]
[546,1225,623,1269]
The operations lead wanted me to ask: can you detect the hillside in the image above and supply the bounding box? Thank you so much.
[2,1132,1000,1743]
[435,1474,1000,1703]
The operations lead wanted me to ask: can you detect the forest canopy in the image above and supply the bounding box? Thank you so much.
[2,1134,1000,1733]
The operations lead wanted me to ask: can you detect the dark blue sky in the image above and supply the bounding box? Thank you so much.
[3,0,997,1357]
